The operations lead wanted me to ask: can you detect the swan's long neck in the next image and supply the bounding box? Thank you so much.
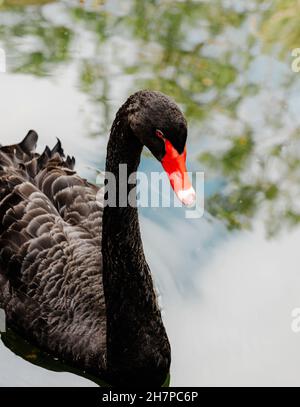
[102,107,170,386]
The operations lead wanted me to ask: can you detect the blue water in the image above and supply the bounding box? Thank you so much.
[1,0,300,387]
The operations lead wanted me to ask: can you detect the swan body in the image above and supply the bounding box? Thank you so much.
[0,91,192,386]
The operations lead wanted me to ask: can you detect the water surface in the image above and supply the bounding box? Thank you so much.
[0,0,300,386]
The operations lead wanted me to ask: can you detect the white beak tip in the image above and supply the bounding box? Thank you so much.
[177,187,196,207]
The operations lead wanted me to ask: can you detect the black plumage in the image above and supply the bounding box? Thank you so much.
[0,90,188,386]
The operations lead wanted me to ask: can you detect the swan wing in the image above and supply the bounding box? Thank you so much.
[0,131,106,371]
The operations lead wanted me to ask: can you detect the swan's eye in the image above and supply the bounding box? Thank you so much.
[156,130,165,140]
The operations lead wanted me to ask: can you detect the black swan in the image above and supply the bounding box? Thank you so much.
[0,90,195,386]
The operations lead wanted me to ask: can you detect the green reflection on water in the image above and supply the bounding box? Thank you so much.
[0,0,54,7]
[0,0,299,383]
[1,0,298,236]
[1,328,108,386]
[260,0,300,56]
[1,328,170,387]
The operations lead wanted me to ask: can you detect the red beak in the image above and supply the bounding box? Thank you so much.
[161,138,196,207]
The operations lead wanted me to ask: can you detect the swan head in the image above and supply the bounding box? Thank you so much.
[127,90,196,207]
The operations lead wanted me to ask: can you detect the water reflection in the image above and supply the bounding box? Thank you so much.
[1,329,104,386]
[1,0,298,235]
[0,0,300,386]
